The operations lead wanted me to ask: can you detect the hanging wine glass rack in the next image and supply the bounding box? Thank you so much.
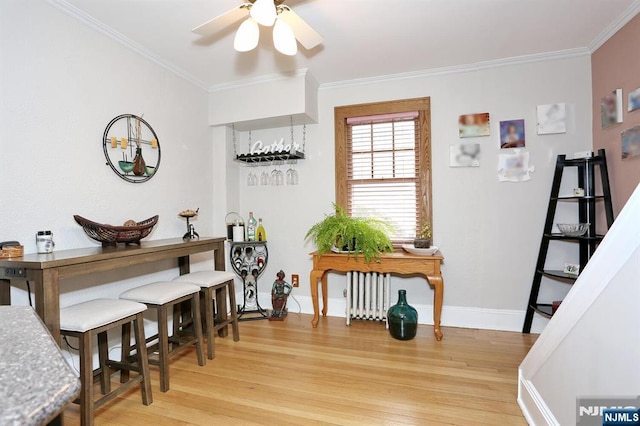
[234,150,305,164]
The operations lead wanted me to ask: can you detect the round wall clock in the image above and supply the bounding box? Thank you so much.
[103,114,161,183]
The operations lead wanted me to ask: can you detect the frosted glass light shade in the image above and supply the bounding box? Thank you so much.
[234,18,259,52]
[273,18,297,56]
[250,0,277,26]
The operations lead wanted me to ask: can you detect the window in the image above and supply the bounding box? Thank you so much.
[335,97,432,243]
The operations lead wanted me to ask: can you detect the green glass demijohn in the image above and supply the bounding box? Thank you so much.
[387,289,418,340]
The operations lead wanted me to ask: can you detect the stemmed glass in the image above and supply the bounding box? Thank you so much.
[260,168,270,186]
[271,161,284,186]
[247,164,258,186]
[286,160,298,185]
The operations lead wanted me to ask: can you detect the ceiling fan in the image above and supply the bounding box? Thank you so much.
[192,0,323,56]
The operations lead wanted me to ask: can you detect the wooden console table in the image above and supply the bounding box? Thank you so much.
[0,237,226,345]
[310,251,445,340]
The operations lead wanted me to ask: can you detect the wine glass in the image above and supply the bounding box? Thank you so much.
[286,161,298,185]
[247,169,257,186]
[271,167,283,186]
[260,169,270,186]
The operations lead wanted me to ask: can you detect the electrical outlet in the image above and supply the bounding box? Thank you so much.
[291,274,299,287]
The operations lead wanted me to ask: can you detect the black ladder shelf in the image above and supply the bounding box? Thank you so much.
[522,148,614,333]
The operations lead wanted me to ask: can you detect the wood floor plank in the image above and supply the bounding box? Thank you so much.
[64,313,536,425]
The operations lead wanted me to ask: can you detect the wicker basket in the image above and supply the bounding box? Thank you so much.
[0,245,24,258]
[74,215,159,247]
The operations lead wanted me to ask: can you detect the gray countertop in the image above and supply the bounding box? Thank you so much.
[0,306,80,425]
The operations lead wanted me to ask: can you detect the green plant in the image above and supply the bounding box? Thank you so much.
[418,222,432,239]
[305,205,394,263]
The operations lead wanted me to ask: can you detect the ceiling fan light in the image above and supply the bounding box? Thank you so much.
[273,18,297,56]
[250,0,277,27]
[234,18,259,52]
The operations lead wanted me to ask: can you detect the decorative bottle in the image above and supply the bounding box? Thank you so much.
[387,289,418,340]
[257,218,266,242]
[247,212,257,241]
[132,147,146,176]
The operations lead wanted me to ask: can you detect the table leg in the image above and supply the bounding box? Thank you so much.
[310,269,323,327]
[0,279,10,305]
[176,256,193,336]
[321,273,328,317]
[178,256,190,275]
[213,243,225,271]
[215,285,229,337]
[427,274,444,341]
[32,269,61,345]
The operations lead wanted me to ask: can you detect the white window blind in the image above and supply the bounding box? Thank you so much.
[346,111,420,240]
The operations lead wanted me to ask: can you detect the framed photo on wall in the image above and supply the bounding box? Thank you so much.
[537,103,567,135]
[458,113,490,138]
[601,89,623,129]
[628,88,640,112]
[500,119,525,149]
[450,144,480,167]
[622,125,640,160]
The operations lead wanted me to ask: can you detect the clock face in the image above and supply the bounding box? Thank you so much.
[103,114,161,183]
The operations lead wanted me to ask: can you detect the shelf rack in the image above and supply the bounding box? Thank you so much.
[522,149,614,332]
[235,151,305,164]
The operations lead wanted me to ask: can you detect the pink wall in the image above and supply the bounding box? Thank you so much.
[592,13,640,215]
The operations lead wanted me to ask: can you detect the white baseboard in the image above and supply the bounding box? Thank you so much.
[518,373,559,425]
[261,293,549,334]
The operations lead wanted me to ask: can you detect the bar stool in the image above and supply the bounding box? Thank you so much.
[173,270,240,359]
[119,281,205,392]
[59,298,152,426]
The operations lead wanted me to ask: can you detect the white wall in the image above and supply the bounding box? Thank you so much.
[226,54,594,332]
[0,1,213,312]
[518,183,640,425]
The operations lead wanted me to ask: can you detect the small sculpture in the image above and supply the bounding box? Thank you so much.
[270,270,293,321]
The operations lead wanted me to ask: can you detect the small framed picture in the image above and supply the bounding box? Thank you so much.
[629,88,640,112]
[537,103,567,135]
[450,144,480,167]
[458,113,490,138]
[601,89,623,129]
[499,119,525,149]
[622,125,640,160]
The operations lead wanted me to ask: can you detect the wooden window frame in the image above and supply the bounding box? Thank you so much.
[335,97,432,244]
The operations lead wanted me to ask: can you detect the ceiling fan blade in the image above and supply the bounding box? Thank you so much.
[278,6,323,50]
[192,5,249,37]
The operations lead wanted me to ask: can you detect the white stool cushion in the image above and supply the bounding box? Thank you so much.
[60,298,147,333]
[120,281,201,305]
[173,270,236,288]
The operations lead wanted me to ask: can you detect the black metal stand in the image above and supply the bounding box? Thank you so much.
[229,241,269,321]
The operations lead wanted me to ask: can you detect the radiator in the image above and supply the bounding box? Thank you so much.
[345,272,391,328]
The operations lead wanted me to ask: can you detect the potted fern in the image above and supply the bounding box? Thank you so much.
[413,222,432,248]
[305,205,394,263]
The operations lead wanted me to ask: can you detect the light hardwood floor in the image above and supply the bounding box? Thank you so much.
[64,314,537,425]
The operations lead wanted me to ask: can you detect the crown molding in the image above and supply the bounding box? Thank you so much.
[207,68,310,93]
[320,48,590,90]
[588,0,640,52]
[44,0,209,91]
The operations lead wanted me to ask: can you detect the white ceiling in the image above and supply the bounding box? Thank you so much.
[55,0,640,90]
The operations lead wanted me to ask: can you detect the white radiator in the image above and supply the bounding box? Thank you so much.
[345,272,391,328]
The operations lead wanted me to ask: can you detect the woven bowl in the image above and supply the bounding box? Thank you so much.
[74,215,159,247]
[557,223,589,237]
